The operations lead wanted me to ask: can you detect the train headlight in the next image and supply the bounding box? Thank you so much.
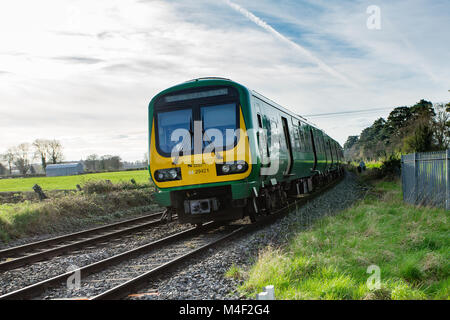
[169,169,178,179]
[216,161,248,176]
[154,168,182,182]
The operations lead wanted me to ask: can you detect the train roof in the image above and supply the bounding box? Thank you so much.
[182,78,320,127]
[154,77,338,143]
[250,90,322,132]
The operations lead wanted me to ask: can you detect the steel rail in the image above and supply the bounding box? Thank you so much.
[92,175,345,300]
[92,225,248,300]
[0,174,344,300]
[0,212,171,272]
[0,211,164,259]
[0,222,218,300]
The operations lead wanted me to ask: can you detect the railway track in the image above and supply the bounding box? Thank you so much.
[0,221,222,299]
[0,211,169,272]
[0,176,343,300]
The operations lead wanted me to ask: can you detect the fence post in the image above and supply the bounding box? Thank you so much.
[414,152,418,205]
[446,150,450,210]
[401,155,406,202]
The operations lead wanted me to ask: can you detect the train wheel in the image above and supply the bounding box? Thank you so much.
[247,196,260,223]
[281,190,288,206]
[260,189,271,213]
[161,207,175,222]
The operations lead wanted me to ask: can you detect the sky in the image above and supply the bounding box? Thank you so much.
[0,0,449,162]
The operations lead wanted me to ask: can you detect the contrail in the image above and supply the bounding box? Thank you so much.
[224,0,358,88]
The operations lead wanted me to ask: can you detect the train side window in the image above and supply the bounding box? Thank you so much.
[256,113,270,165]
[298,122,304,152]
[265,116,273,159]
[297,128,303,151]
[307,130,312,151]
[292,128,299,151]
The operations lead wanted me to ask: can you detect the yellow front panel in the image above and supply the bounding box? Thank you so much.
[150,108,252,188]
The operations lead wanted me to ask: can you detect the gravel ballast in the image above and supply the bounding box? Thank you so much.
[129,173,364,300]
[0,204,163,250]
[0,220,190,296]
[0,173,363,299]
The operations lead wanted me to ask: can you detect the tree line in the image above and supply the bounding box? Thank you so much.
[83,154,123,172]
[0,139,64,175]
[344,99,450,161]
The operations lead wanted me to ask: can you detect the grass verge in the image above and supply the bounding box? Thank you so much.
[235,179,449,300]
[0,185,159,242]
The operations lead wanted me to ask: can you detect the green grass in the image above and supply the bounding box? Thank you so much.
[225,264,245,281]
[0,170,151,192]
[238,179,449,300]
[350,161,382,169]
[0,186,157,242]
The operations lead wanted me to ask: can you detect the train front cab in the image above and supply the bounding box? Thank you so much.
[149,81,258,224]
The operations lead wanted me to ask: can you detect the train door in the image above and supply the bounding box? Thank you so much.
[328,139,334,168]
[256,113,270,167]
[254,100,271,179]
[281,117,294,175]
[310,128,317,170]
[321,134,328,170]
[298,121,305,153]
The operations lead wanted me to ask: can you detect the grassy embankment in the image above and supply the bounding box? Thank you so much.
[0,170,150,192]
[228,176,449,299]
[0,173,159,242]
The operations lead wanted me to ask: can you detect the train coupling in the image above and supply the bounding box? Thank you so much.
[184,198,219,215]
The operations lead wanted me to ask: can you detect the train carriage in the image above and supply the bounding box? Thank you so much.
[148,78,343,224]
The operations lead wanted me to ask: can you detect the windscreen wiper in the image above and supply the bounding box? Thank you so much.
[172,118,194,165]
[202,116,223,160]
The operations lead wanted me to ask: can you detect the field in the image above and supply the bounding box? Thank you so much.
[0,170,151,192]
[234,179,449,300]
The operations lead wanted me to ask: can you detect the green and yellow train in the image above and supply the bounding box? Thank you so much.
[148,78,344,224]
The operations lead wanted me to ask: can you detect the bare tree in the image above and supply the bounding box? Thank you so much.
[0,162,6,175]
[85,154,99,171]
[434,103,450,150]
[2,148,16,175]
[143,152,149,163]
[99,155,122,171]
[14,143,31,175]
[33,139,50,171]
[48,139,64,164]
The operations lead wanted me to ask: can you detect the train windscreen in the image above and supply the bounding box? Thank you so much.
[200,103,237,149]
[157,108,192,154]
[155,103,238,156]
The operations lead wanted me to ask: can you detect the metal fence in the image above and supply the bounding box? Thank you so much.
[401,150,450,209]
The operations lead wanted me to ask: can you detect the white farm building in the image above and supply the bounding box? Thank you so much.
[46,163,84,177]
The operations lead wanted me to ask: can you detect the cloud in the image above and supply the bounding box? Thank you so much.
[0,0,448,161]
[53,56,104,64]
[223,0,359,88]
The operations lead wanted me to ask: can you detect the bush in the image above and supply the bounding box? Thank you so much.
[380,155,401,177]
[82,179,152,194]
